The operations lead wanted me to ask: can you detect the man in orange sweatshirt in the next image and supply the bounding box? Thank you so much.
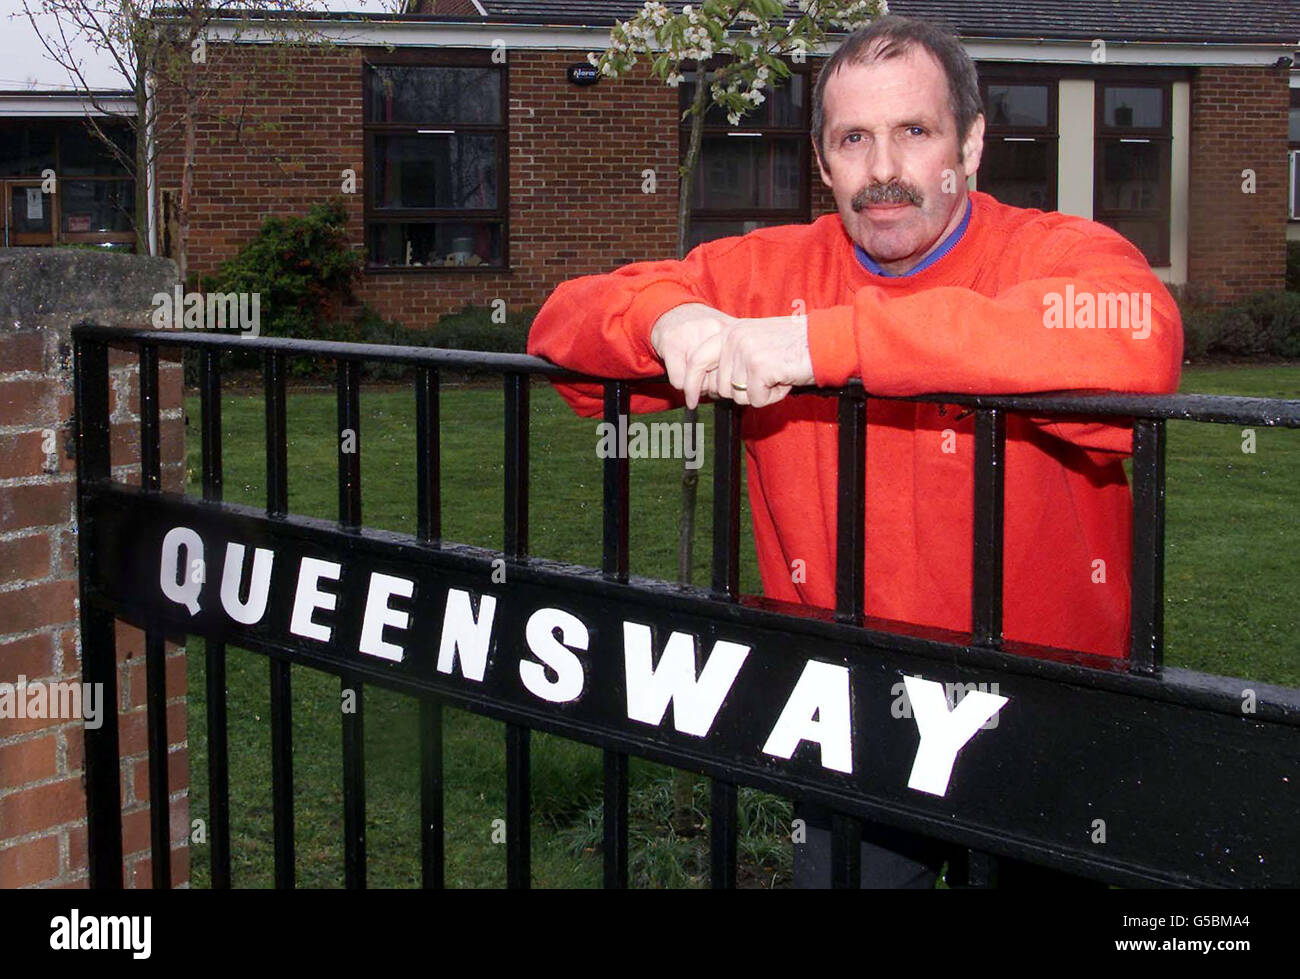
[527,16,1182,886]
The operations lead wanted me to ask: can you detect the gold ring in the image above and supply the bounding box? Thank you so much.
[731,381,748,391]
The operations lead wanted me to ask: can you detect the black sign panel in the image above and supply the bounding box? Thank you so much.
[82,484,1300,886]
[567,63,600,86]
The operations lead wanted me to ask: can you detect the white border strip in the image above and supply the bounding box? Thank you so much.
[0,94,136,117]
[201,19,1295,66]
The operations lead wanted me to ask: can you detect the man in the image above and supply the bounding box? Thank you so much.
[527,16,1182,885]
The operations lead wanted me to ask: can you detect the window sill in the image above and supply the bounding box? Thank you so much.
[365,264,509,275]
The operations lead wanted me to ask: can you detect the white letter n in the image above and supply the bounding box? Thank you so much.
[436,588,497,681]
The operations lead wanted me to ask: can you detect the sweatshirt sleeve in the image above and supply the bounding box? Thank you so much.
[526,237,753,418]
[803,223,1183,455]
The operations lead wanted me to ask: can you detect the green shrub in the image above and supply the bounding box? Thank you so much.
[1241,289,1300,358]
[1180,308,1220,360]
[207,198,363,340]
[426,302,537,353]
[1176,289,1300,361]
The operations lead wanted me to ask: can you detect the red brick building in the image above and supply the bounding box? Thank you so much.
[149,1,1299,320]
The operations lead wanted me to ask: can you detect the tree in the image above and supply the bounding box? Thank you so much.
[19,0,337,277]
[588,0,885,831]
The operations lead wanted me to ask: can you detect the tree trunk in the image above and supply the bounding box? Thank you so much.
[671,63,713,836]
[133,60,150,256]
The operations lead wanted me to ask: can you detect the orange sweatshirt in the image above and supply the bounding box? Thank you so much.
[527,191,1183,658]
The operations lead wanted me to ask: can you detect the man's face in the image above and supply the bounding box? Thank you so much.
[813,46,984,275]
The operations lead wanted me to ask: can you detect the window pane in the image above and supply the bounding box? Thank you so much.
[61,125,134,177]
[986,84,1049,128]
[1098,216,1162,262]
[61,180,134,233]
[370,134,497,210]
[367,221,503,267]
[979,138,1052,210]
[686,219,778,250]
[0,124,55,177]
[1103,87,1163,129]
[1289,107,1300,144]
[8,185,52,233]
[1099,140,1162,210]
[1291,151,1299,220]
[691,136,800,210]
[365,66,501,124]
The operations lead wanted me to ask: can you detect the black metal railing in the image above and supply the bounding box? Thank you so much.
[72,324,1300,889]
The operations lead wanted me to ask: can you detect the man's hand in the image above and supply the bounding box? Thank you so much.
[650,303,738,390]
[682,314,814,409]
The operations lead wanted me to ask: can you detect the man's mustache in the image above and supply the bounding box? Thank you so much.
[852,181,924,209]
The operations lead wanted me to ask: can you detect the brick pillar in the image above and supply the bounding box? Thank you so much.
[0,248,188,888]
[1188,64,1291,303]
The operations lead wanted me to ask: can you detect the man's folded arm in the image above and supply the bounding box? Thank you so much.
[527,240,752,418]
[802,229,1184,454]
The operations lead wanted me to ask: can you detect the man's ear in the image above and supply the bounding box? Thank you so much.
[812,135,833,190]
[960,112,985,179]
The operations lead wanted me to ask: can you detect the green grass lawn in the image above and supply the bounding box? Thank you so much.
[182,364,1299,888]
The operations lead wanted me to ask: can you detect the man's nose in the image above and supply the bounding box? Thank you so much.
[866,135,900,188]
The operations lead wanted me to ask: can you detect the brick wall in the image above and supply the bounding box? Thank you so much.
[1188,64,1291,301]
[165,41,1293,320]
[159,43,837,328]
[0,251,187,888]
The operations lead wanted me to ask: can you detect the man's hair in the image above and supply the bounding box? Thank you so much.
[810,15,983,162]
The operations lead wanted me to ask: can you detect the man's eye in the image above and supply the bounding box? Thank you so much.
[843,133,862,145]
[906,126,927,137]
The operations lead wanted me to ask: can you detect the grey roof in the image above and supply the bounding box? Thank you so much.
[467,0,1300,44]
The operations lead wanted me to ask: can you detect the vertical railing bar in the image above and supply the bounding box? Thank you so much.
[269,656,295,889]
[415,366,441,543]
[830,812,862,889]
[416,369,444,887]
[144,629,171,888]
[337,358,366,887]
[710,401,741,599]
[709,400,742,888]
[835,391,867,623]
[505,723,531,889]
[602,381,630,581]
[829,391,868,888]
[503,371,532,888]
[601,381,630,888]
[204,638,231,889]
[341,679,366,889]
[138,342,161,491]
[265,351,288,517]
[503,372,529,560]
[200,348,223,501]
[1129,417,1166,674]
[420,699,445,889]
[74,336,124,888]
[199,347,231,887]
[602,751,629,889]
[264,351,294,887]
[972,408,1006,647]
[337,359,362,530]
[710,779,738,889]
